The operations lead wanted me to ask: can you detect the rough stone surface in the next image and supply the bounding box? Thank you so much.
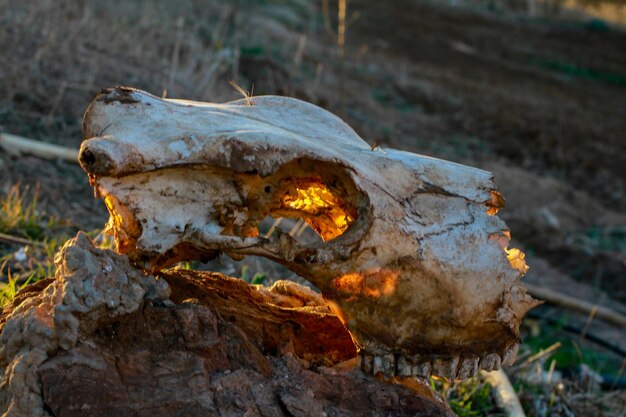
[0,234,454,417]
[0,232,169,417]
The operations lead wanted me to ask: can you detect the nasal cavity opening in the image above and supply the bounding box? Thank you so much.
[268,178,357,242]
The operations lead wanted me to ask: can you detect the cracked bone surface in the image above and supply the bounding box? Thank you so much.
[80,86,539,379]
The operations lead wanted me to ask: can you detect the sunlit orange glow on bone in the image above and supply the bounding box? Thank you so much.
[103,194,141,253]
[486,191,505,216]
[505,247,528,274]
[281,182,355,241]
[489,231,528,274]
[332,269,399,298]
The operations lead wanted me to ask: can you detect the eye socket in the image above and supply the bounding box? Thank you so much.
[264,185,272,193]
[269,179,357,242]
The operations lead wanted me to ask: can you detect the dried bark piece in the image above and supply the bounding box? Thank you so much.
[161,269,357,366]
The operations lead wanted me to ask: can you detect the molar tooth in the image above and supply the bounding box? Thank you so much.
[480,353,499,372]
[457,356,479,379]
[448,356,460,379]
[412,361,431,378]
[373,355,384,375]
[381,354,395,376]
[431,359,445,377]
[361,354,373,374]
[432,357,459,379]
[501,344,519,367]
[396,355,412,377]
[492,354,502,371]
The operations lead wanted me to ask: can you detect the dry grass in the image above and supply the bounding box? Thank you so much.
[0,184,47,240]
[0,0,259,144]
[0,0,321,146]
[0,184,70,286]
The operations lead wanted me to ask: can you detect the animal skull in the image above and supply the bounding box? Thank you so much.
[79,87,538,379]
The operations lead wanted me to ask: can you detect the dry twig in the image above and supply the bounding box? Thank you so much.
[512,342,562,372]
[482,369,527,417]
[526,284,626,329]
[0,133,78,162]
[0,232,46,248]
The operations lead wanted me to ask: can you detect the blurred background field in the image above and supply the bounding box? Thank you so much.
[1,0,625,415]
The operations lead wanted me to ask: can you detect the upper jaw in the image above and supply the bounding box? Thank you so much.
[361,344,520,380]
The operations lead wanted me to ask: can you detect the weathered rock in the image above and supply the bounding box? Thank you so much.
[0,234,454,417]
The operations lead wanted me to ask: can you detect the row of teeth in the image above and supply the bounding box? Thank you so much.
[360,344,518,380]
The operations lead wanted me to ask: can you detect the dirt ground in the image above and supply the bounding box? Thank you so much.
[1,0,625,405]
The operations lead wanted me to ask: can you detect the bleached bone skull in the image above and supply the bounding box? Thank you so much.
[79,87,538,379]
